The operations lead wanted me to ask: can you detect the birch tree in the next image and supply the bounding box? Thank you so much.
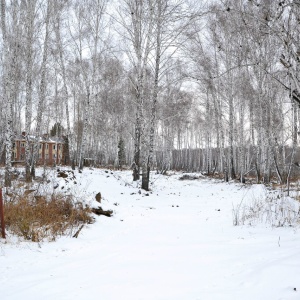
[1,0,17,187]
[116,0,155,180]
[68,0,108,170]
[24,0,37,182]
[31,0,51,178]
[142,0,196,189]
[53,0,75,168]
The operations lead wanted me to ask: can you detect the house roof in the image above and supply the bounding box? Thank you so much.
[14,133,65,144]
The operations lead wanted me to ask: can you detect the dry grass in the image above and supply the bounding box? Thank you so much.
[232,190,300,227]
[4,192,94,242]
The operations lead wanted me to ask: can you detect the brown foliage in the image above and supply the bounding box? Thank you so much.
[4,192,94,242]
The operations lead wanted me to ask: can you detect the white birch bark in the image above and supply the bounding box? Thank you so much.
[53,2,77,169]
[239,93,245,183]
[1,0,14,187]
[142,0,162,190]
[205,91,211,175]
[31,0,51,177]
[77,0,106,170]
[228,79,236,180]
[78,86,90,170]
[119,0,154,181]
[24,0,36,182]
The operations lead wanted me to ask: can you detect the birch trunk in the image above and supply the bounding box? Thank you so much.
[79,88,90,170]
[212,92,221,174]
[31,0,51,178]
[133,105,142,180]
[1,0,14,187]
[132,2,153,182]
[287,103,298,194]
[77,0,105,170]
[228,94,236,179]
[142,0,162,190]
[54,8,73,168]
[205,91,211,175]
[24,0,36,182]
[239,97,245,183]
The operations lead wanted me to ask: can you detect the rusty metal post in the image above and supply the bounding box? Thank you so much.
[0,188,6,239]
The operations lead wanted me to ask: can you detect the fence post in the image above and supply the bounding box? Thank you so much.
[0,188,5,239]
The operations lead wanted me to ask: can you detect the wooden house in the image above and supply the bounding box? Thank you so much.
[12,132,68,165]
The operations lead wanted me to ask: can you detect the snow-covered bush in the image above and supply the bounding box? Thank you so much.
[233,190,300,227]
[3,168,94,242]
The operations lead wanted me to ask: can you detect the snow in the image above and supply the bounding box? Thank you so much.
[0,168,300,300]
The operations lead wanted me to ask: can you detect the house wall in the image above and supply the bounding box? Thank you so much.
[13,140,26,161]
[12,137,65,166]
[37,142,63,165]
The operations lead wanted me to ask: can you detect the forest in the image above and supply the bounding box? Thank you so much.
[1,0,300,190]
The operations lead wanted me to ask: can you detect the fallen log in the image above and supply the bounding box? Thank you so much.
[92,206,113,217]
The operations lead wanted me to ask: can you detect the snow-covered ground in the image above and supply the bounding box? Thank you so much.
[0,168,299,300]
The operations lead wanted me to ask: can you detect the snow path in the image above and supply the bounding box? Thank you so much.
[0,169,299,300]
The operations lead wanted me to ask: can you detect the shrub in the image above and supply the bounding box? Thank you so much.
[232,190,300,227]
[4,192,94,242]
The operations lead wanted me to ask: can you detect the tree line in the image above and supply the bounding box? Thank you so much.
[0,0,299,189]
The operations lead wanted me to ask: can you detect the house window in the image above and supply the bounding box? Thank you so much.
[21,154,24,160]
[13,143,15,149]
[21,143,25,147]
[14,152,17,158]
[53,154,56,158]
[53,145,56,150]
[45,154,49,159]
[58,145,61,150]
[39,144,42,149]
[46,144,48,149]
